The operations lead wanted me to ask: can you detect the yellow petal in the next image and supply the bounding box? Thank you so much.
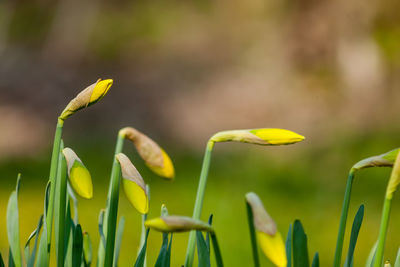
[250,128,305,145]
[122,178,149,214]
[69,160,93,199]
[89,79,113,104]
[144,217,170,232]
[257,231,287,267]
[146,149,175,179]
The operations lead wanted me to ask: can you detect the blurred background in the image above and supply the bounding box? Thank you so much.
[1,0,400,266]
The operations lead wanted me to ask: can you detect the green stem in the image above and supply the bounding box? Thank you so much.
[185,140,215,267]
[373,198,392,267]
[46,118,64,255]
[56,154,68,267]
[210,233,224,267]
[333,171,354,267]
[246,202,260,267]
[103,133,125,267]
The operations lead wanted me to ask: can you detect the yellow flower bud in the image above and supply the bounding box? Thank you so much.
[119,127,175,179]
[386,151,400,199]
[145,216,213,233]
[246,192,287,267]
[59,79,113,120]
[116,153,148,214]
[384,261,391,267]
[352,148,399,171]
[63,148,93,199]
[210,128,304,146]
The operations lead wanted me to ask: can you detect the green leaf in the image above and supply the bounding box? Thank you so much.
[98,209,106,250]
[7,174,22,267]
[345,205,364,267]
[134,229,150,267]
[206,215,213,253]
[72,224,83,267]
[394,248,400,267]
[25,215,44,267]
[365,242,377,267]
[64,201,74,267]
[36,182,51,267]
[83,232,93,267]
[166,234,172,267]
[210,233,224,267]
[113,216,125,267]
[155,232,169,267]
[311,253,319,267]
[197,231,210,267]
[8,248,15,267]
[286,224,293,267]
[293,220,309,267]
[0,252,4,267]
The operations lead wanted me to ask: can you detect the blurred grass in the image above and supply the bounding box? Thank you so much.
[0,130,400,266]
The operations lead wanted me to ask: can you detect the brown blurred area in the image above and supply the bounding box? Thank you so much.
[1,0,400,158]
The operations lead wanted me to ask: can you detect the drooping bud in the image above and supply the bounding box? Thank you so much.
[119,127,174,179]
[116,153,149,214]
[62,148,93,199]
[59,79,113,120]
[145,216,213,233]
[386,151,400,199]
[351,148,399,172]
[210,128,304,146]
[246,192,287,267]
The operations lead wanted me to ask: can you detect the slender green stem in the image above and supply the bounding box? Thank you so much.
[56,154,68,267]
[373,198,392,267]
[103,133,125,267]
[210,233,224,267]
[185,140,215,267]
[46,118,64,255]
[333,171,354,267]
[246,202,260,267]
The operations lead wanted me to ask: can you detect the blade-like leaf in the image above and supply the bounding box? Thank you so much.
[165,234,172,267]
[36,182,51,267]
[7,174,22,267]
[197,231,210,267]
[64,201,74,267]
[293,220,309,267]
[72,224,83,267]
[286,224,293,267]
[311,253,319,267]
[8,248,15,267]
[155,233,169,267]
[210,233,224,267]
[394,248,400,267]
[25,215,44,267]
[0,252,4,267]
[206,215,213,253]
[83,232,93,267]
[113,216,125,267]
[345,205,365,267]
[135,229,150,267]
[365,242,377,267]
[98,209,106,250]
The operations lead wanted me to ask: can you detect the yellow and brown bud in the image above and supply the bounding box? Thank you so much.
[246,192,286,267]
[116,153,149,214]
[119,127,174,179]
[210,128,304,146]
[59,79,113,120]
[62,148,93,199]
[145,216,213,233]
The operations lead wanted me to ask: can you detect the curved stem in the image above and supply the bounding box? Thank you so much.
[333,171,354,267]
[185,140,215,267]
[46,118,64,256]
[373,198,392,267]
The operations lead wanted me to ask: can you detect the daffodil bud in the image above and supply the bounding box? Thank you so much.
[116,153,149,214]
[145,216,213,233]
[62,148,93,199]
[386,151,400,199]
[246,192,287,267]
[210,128,304,146]
[384,260,391,267]
[119,127,175,179]
[59,79,113,120]
[351,148,399,172]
